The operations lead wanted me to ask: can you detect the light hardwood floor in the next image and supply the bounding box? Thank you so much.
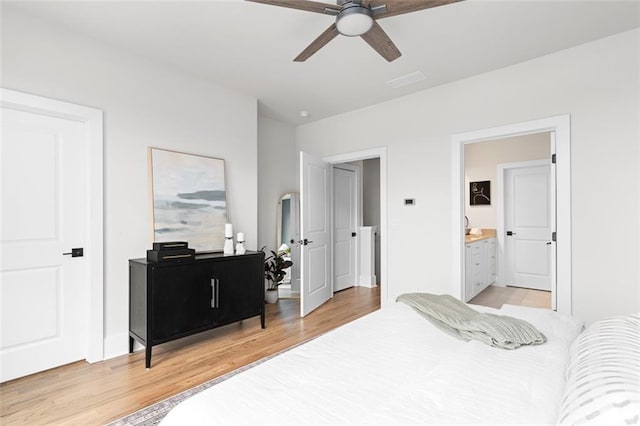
[469,285,551,309]
[0,287,380,425]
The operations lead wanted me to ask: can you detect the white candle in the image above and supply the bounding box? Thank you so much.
[237,232,244,242]
[225,223,233,238]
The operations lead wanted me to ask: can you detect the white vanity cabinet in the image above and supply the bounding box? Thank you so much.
[465,242,483,301]
[464,237,496,302]
[484,238,497,287]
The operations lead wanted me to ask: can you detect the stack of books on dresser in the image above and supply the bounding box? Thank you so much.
[147,241,195,262]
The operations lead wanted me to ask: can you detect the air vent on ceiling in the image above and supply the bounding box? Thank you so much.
[386,71,426,89]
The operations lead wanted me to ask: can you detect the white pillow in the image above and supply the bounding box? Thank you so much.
[557,314,640,425]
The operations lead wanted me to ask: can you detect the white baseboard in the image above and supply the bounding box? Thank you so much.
[278,287,300,299]
[103,331,137,360]
[358,275,377,288]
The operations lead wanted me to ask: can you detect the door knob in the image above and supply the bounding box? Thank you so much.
[506,231,516,236]
[298,239,314,246]
[63,248,84,257]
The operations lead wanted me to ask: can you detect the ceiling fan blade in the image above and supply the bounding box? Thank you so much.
[294,23,340,62]
[245,0,340,15]
[360,21,401,62]
[371,0,463,19]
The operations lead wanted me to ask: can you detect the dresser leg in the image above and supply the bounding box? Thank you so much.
[145,345,152,369]
[261,310,266,329]
[129,336,134,353]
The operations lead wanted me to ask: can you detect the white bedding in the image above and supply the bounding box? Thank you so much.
[161,302,583,425]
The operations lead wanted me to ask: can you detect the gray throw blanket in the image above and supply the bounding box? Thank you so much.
[397,293,546,349]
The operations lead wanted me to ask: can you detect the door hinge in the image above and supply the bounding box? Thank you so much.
[551,153,556,164]
[552,232,557,242]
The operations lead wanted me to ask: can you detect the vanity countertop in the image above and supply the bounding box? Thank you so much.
[465,228,496,244]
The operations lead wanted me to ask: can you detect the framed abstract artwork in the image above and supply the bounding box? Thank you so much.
[470,180,491,206]
[149,148,227,252]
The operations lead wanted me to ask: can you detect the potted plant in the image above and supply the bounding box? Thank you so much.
[261,246,293,304]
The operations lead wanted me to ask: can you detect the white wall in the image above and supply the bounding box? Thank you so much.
[464,133,550,228]
[257,116,297,253]
[2,9,258,358]
[297,29,639,324]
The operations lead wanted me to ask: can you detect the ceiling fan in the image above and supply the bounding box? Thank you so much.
[246,0,462,62]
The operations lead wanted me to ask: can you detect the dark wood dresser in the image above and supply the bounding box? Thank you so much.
[129,251,265,368]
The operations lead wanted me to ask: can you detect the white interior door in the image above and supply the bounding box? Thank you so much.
[288,193,301,293]
[333,165,357,292]
[504,161,553,291]
[1,105,89,382]
[300,152,332,317]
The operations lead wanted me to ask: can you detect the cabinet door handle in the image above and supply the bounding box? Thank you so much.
[211,278,220,308]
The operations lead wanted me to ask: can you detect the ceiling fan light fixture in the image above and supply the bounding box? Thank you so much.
[336,6,374,37]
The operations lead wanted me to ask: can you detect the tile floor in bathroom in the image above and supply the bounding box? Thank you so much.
[469,285,552,310]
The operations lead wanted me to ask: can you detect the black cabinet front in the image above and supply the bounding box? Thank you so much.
[211,257,263,326]
[151,263,211,341]
[129,251,265,368]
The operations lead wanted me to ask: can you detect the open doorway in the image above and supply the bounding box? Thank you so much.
[276,157,381,303]
[333,159,381,293]
[325,150,385,309]
[463,133,553,310]
[298,148,387,317]
[451,115,572,315]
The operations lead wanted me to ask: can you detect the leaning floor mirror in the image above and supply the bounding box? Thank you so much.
[276,193,301,297]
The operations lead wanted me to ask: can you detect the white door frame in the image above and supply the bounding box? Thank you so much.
[322,147,388,307]
[1,88,104,362]
[496,159,556,306]
[451,115,571,314]
[333,163,360,292]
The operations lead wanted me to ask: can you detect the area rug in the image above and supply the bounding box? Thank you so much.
[107,339,313,426]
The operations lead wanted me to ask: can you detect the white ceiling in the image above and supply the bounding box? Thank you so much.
[6,0,639,125]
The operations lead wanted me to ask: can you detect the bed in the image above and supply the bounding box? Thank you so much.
[160,299,638,425]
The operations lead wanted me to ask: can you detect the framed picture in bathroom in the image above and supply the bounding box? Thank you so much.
[470,180,491,206]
